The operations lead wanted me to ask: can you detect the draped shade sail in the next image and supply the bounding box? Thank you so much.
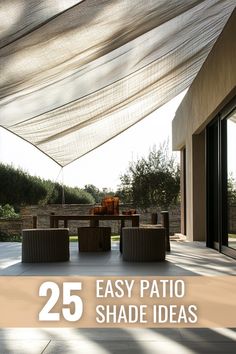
[0,0,235,166]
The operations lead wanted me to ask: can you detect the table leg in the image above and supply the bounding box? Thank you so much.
[32,216,37,229]
[120,220,125,253]
[161,211,170,251]
[50,213,55,228]
[132,215,139,227]
[90,220,99,227]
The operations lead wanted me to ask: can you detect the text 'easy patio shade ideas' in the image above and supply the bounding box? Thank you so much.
[0,0,235,167]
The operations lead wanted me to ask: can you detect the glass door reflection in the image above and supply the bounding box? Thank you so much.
[225,111,236,250]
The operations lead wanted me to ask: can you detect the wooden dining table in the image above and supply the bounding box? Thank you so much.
[49,214,140,252]
[49,213,140,228]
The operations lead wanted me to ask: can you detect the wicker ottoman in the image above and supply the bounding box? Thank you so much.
[122,227,166,262]
[78,227,111,252]
[22,228,70,263]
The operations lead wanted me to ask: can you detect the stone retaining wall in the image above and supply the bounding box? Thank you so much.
[20,204,181,236]
[2,204,236,238]
[0,218,22,236]
[0,204,180,237]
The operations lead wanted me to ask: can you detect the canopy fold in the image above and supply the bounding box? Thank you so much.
[0,0,235,166]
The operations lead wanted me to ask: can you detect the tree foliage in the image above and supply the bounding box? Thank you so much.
[0,163,47,206]
[0,204,19,219]
[84,184,115,203]
[84,184,103,203]
[41,180,95,205]
[228,175,236,204]
[0,163,95,206]
[117,143,180,209]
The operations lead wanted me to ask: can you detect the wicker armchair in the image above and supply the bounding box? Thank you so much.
[122,227,166,262]
[78,227,111,252]
[22,228,69,263]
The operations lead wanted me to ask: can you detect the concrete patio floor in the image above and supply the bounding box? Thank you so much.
[1,240,236,276]
[0,241,236,353]
[0,327,236,354]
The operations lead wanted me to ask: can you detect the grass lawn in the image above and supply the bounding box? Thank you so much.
[70,235,120,242]
[0,234,120,243]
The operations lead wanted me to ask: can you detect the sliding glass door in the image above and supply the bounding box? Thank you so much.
[207,99,236,259]
[207,119,220,250]
[222,111,236,253]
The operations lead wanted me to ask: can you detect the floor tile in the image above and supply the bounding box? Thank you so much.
[0,340,49,354]
[1,241,236,276]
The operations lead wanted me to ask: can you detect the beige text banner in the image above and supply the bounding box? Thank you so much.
[0,276,235,328]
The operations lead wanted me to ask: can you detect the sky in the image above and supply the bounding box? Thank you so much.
[0,91,186,191]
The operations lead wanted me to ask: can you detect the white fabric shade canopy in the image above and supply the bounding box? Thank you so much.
[0,0,235,166]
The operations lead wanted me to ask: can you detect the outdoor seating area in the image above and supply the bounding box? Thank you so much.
[0,1,235,352]
[20,226,167,263]
[19,210,170,263]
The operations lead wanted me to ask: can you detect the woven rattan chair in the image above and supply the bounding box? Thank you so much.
[22,228,69,263]
[78,227,111,252]
[122,227,166,262]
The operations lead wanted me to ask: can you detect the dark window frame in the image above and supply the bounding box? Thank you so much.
[206,96,236,259]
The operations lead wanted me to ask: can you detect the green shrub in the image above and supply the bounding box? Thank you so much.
[43,182,95,204]
[0,163,95,206]
[0,231,21,242]
[0,204,19,219]
[0,163,47,206]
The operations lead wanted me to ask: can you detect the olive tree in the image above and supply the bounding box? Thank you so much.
[117,143,180,210]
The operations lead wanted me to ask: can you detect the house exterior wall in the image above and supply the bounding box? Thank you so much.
[172,9,236,241]
[192,131,206,241]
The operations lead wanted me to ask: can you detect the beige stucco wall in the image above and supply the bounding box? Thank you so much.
[172,9,236,241]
